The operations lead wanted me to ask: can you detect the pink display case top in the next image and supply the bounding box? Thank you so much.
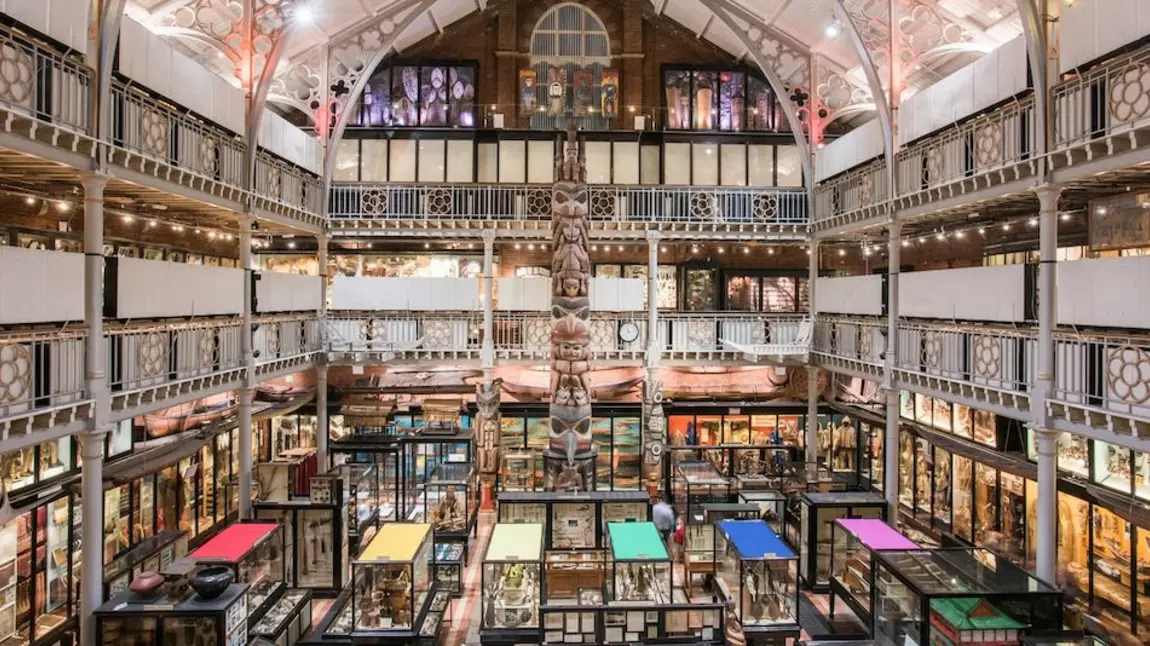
[835,518,917,551]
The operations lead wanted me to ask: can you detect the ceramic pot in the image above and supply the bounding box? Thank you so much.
[129,571,165,597]
[189,566,234,600]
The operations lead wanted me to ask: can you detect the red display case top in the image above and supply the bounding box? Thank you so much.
[189,522,279,562]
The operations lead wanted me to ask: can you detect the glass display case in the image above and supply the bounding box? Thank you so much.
[500,451,536,492]
[330,435,403,525]
[543,549,608,601]
[497,492,650,550]
[187,521,287,626]
[104,530,188,600]
[94,583,248,646]
[684,520,717,584]
[351,523,433,632]
[422,463,477,541]
[301,586,450,646]
[828,519,918,626]
[790,491,888,591]
[606,522,672,604]
[253,493,348,594]
[872,549,1061,646]
[481,524,544,639]
[738,490,789,535]
[672,460,734,522]
[715,520,800,638]
[433,542,464,597]
[334,462,381,545]
[249,588,313,646]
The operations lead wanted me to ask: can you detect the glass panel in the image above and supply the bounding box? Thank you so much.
[691,71,717,130]
[1057,493,1089,577]
[933,447,951,527]
[664,70,692,130]
[952,455,973,541]
[592,417,612,491]
[448,66,476,127]
[973,410,996,446]
[526,417,550,485]
[1091,506,1132,626]
[156,466,179,534]
[1137,526,1150,626]
[683,268,715,311]
[135,476,155,542]
[898,432,914,510]
[726,276,760,311]
[420,67,448,126]
[39,438,70,481]
[613,417,641,490]
[199,445,215,533]
[724,416,750,445]
[914,438,932,517]
[38,498,69,638]
[869,422,884,492]
[1025,479,1038,570]
[747,76,774,132]
[391,66,419,126]
[104,485,129,563]
[1094,441,1133,494]
[974,463,998,544]
[500,417,525,452]
[179,457,197,535]
[718,71,745,131]
[762,277,797,312]
[1137,451,1150,501]
[3,447,34,492]
[999,473,1025,565]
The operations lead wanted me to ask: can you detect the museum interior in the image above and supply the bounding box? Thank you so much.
[0,0,1147,645]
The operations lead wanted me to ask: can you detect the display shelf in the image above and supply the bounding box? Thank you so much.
[187,521,287,628]
[481,524,544,643]
[607,522,672,605]
[249,589,313,646]
[433,542,464,597]
[103,530,188,601]
[351,523,433,634]
[828,518,918,628]
[94,583,249,646]
[789,491,887,591]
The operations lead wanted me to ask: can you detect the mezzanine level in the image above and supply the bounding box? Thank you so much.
[0,314,321,453]
[328,183,810,241]
[813,42,1150,238]
[811,316,1150,450]
[0,23,323,234]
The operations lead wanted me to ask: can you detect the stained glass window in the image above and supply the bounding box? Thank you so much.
[351,63,477,128]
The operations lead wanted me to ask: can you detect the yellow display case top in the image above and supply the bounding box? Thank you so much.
[485,523,544,562]
[357,523,431,563]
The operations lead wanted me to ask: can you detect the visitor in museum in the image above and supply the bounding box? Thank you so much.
[652,497,675,543]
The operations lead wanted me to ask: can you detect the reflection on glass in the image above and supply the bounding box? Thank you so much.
[683,268,715,311]
[933,448,951,527]
[999,473,1025,565]
[1094,441,1133,494]
[1137,451,1150,501]
[952,455,973,541]
[974,463,997,544]
[1091,506,1132,624]
[914,438,932,516]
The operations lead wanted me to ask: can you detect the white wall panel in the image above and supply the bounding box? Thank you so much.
[500,141,527,183]
[640,145,661,185]
[1061,0,1150,73]
[721,144,747,186]
[590,278,644,311]
[526,141,554,184]
[390,140,417,182]
[495,277,549,311]
[815,275,883,316]
[447,140,474,182]
[748,145,774,186]
[1057,257,1150,328]
[584,142,611,184]
[2,0,87,50]
[899,265,1026,322]
[816,119,884,182]
[332,277,479,311]
[256,272,322,313]
[664,143,690,184]
[258,111,323,175]
[418,140,446,182]
[115,258,243,318]
[0,248,84,325]
[360,140,388,182]
[693,143,719,185]
[333,140,360,182]
[477,143,498,183]
[613,142,639,184]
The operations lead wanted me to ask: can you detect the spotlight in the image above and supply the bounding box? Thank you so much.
[56,201,70,212]
[978,227,985,235]
[838,249,846,257]
[936,231,945,241]
[742,247,750,254]
[617,245,623,252]
[691,245,699,254]
[172,224,184,232]
[366,243,373,249]
[767,248,775,255]
[527,243,536,250]
[1003,223,1011,231]
[121,214,134,223]
[293,4,314,23]
[717,247,725,254]
[147,220,157,228]
[23,196,34,206]
[901,240,910,248]
[918,237,925,244]
[955,230,965,239]
[1028,217,1038,227]
[514,243,522,250]
[424,242,431,249]
[825,21,841,38]
[287,241,297,249]
[660,246,667,253]
[591,245,598,251]
[1060,213,1071,222]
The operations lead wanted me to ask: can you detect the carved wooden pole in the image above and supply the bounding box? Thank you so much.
[546,122,596,491]
[476,378,503,511]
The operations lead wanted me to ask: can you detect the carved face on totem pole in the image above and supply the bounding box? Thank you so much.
[475,378,503,477]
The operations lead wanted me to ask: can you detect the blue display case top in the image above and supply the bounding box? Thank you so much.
[717,519,795,560]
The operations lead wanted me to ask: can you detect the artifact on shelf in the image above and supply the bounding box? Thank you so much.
[189,566,235,600]
[128,571,165,598]
[428,485,467,531]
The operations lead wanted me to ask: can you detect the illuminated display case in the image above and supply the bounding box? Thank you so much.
[302,584,451,646]
[672,460,734,521]
[422,463,477,544]
[334,462,382,545]
[351,523,433,633]
[497,492,649,550]
[828,519,918,627]
[253,488,349,595]
[432,542,464,597]
[481,524,544,642]
[789,491,887,591]
[94,583,249,646]
[738,490,789,535]
[715,520,800,639]
[249,588,313,646]
[187,522,287,627]
[607,523,672,604]
[103,529,188,600]
[330,435,403,527]
[500,451,536,492]
[871,549,1061,646]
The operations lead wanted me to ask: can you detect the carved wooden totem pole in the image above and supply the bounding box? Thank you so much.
[641,374,666,494]
[545,122,596,491]
[476,377,502,510]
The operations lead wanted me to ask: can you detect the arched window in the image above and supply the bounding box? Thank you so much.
[527,3,614,130]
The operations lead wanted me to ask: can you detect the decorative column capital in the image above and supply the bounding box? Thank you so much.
[644,230,663,243]
[481,229,498,243]
[1034,183,1063,210]
[79,173,109,196]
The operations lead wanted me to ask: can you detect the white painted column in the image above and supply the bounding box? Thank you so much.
[481,231,496,379]
[316,363,329,471]
[884,221,902,517]
[646,231,661,363]
[79,173,109,644]
[239,216,255,518]
[1034,183,1062,583]
[806,240,820,470]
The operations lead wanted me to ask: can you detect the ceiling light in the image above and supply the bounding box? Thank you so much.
[424,242,430,249]
[1060,213,1071,221]
[194,228,202,234]
[660,246,667,253]
[955,230,965,239]
[918,237,925,244]
[56,201,70,212]
[978,227,985,235]
[742,247,750,254]
[1002,223,1011,231]
[147,220,157,228]
[767,248,775,255]
[863,247,872,257]
[691,245,699,254]
[121,214,134,223]
[901,239,910,247]
[825,21,841,38]
[717,247,725,254]
[936,231,946,241]
[1028,217,1038,227]
[293,5,314,23]
[514,243,521,250]
[172,224,184,232]
[838,249,846,257]
[527,243,536,250]
[1096,207,1107,215]
[617,245,624,252]
[287,241,296,249]
[591,245,598,251]
[208,231,217,240]
[805,249,811,255]
[988,8,1003,20]
[23,196,34,206]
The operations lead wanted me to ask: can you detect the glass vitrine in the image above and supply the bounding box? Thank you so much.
[685,521,718,584]
[335,463,380,542]
[738,490,788,535]
[253,496,348,594]
[248,588,313,646]
[606,522,672,604]
[94,583,248,646]
[672,460,734,522]
[872,549,1061,646]
[187,521,286,625]
[422,462,476,537]
[715,519,800,635]
[791,491,888,590]
[350,523,433,632]
[501,451,536,492]
[103,529,188,600]
[828,518,918,625]
[481,524,544,635]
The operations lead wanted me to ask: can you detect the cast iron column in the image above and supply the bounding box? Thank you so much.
[884,221,902,518]
[316,363,329,471]
[546,122,595,491]
[79,172,109,643]
[1034,183,1062,583]
[481,230,496,377]
[238,215,254,518]
[807,240,820,471]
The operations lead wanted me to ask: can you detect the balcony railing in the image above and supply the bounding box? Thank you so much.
[105,318,244,394]
[894,321,1035,394]
[254,151,325,215]
[0,328,87,423]
[1053,42,1150,148]
[812,161,888,226]
[329,184,809,225]
[0,24,91,133]
[253,314,322,363]
[1053,330,1150,422]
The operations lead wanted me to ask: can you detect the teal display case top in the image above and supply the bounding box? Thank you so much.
[607,521,669,561]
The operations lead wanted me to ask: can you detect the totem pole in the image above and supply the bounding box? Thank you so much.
[476,378,503,511]
[545,122,596,492]
[641,374,666,496]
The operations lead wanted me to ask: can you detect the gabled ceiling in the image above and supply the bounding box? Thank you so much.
[124,0,1024,132]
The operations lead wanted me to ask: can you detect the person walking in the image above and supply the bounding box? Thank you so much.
[653,497,675,543]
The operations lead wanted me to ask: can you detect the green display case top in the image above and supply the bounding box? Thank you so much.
[931,598,1025,631]
[607,522,668,561]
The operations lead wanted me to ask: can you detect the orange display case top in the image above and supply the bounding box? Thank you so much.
[189,522,279,562]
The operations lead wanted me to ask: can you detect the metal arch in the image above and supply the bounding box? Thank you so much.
[1017,0,1049,182]
[696,0,813,185]
[321,0,443,191]
[831,0,896,188]
[244,24,298,192]
[88,0,131,154]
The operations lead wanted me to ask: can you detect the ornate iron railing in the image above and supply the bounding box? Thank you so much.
[0,25,91,133]
[104,318,244,393]
[812,160,888,225]
[254,151,325,214]
[329,183,809,225]
[0,328,87,422]
[1053,42,1150,148]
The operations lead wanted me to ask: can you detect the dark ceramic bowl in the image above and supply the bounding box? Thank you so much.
[189,566,235,600]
